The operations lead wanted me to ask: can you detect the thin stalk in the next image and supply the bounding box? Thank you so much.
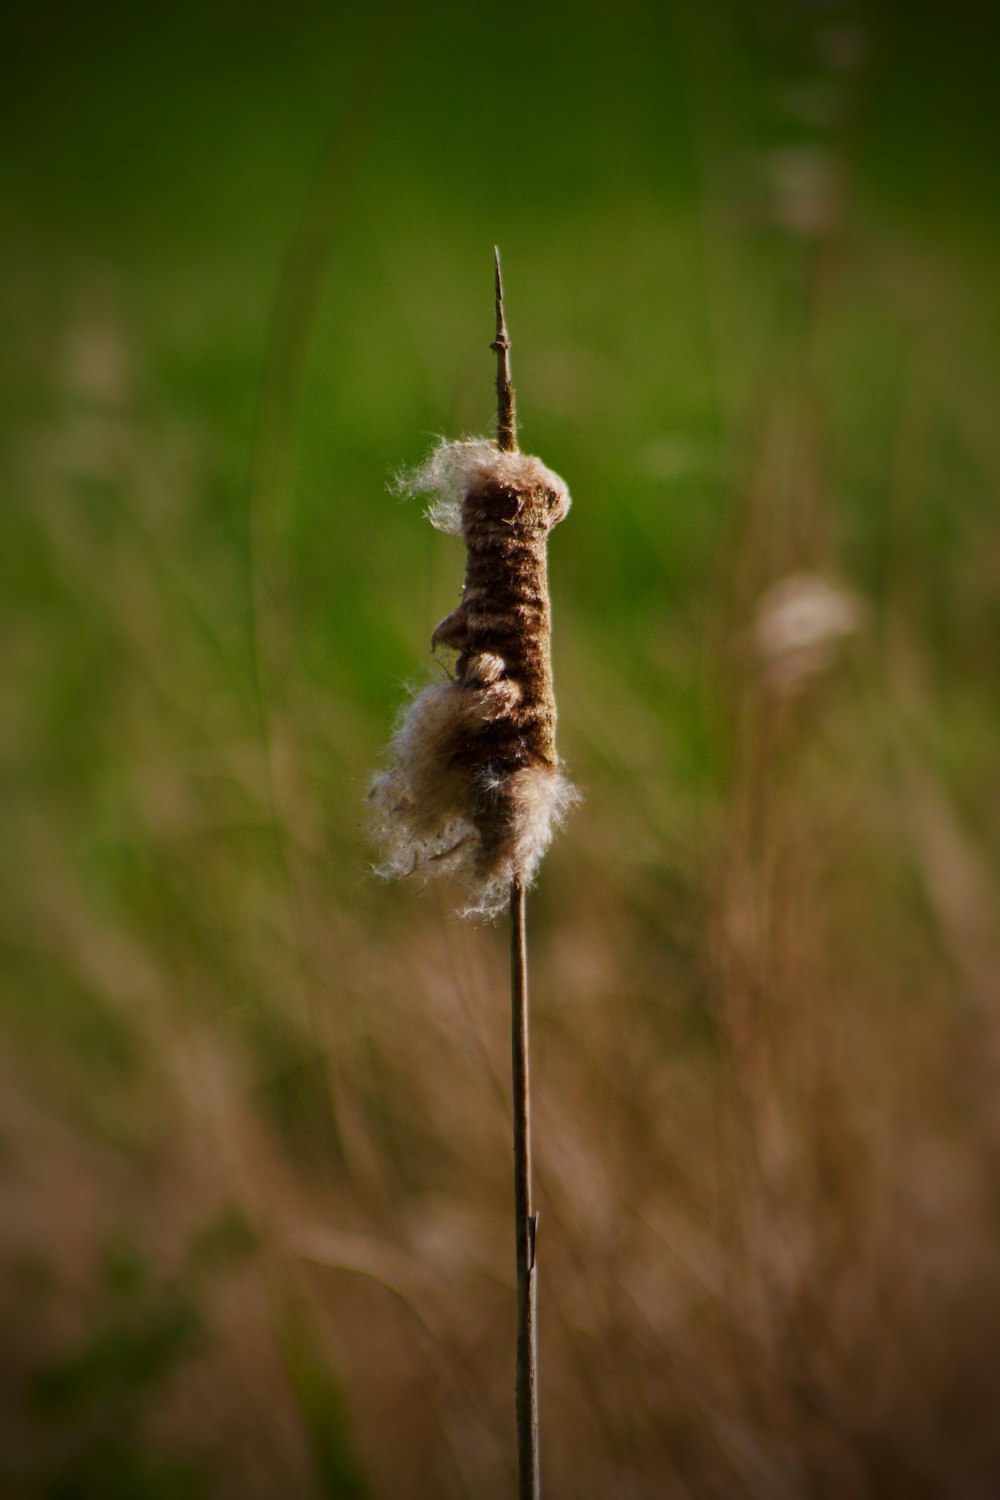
[492,250,539,1498]
[510,876,539,1500]
[492,246,518,455]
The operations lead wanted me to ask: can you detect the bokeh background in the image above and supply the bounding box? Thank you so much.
[3,1,999,1495]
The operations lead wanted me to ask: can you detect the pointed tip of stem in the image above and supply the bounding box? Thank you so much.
[490,246,518,453]
[493,246,509,355]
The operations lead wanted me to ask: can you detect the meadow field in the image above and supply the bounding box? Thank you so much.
[2,2,999,1495]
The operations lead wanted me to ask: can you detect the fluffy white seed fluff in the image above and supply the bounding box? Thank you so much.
[394,438,571,536]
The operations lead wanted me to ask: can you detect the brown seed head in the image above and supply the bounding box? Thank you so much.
[369,439,577,917]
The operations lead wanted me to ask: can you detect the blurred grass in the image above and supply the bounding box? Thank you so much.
[2,1,1000,1496]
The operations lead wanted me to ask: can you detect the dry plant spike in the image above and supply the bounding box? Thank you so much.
[493,244,517,453]
[369,257,577,918]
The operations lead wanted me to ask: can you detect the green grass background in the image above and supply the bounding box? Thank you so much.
[2,2,999,1496]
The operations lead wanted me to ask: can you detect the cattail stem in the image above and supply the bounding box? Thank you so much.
[493,251,539,1497]
[510,876,540,1499]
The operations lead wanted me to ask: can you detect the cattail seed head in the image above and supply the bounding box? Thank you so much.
[369,438,578,918]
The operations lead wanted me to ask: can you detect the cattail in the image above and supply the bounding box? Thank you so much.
[371,253,568,1500]
[369,434,577,916]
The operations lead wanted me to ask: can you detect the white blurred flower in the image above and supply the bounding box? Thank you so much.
[754,572,863,693]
